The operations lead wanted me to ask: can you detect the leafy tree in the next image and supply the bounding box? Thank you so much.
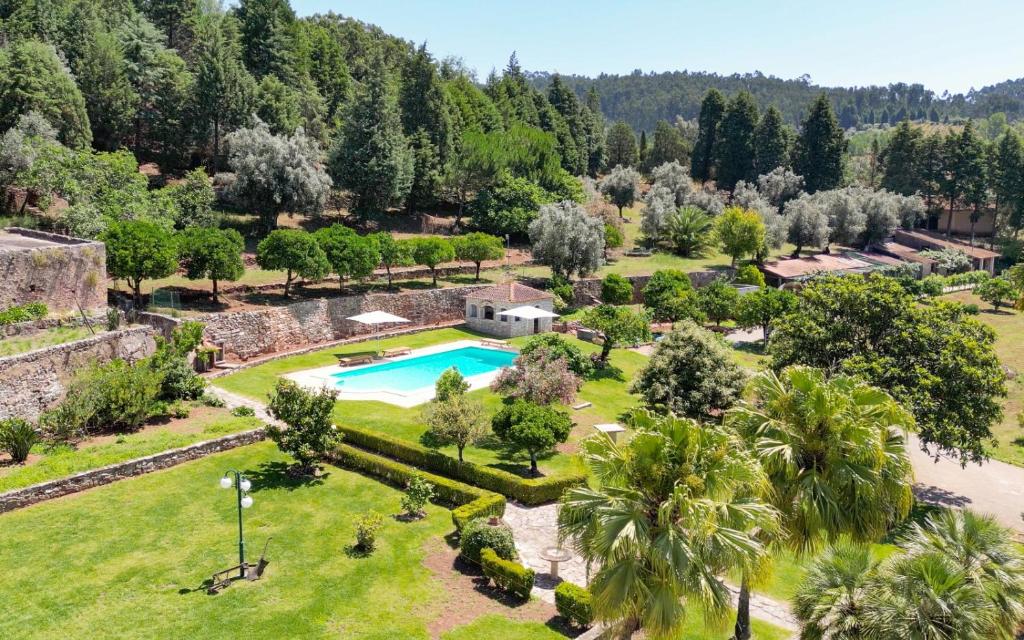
[605,120,638,168]
[255,229,330,297]
[373,232,414,288]
[519,334,594,378]
[770,274,1006,464]
[783,194,830,255]
[469,170,552,237]
[665,205,715,257]
[0,40,91,148]
[753,105,789,175]
[726,365,914,639]
[491,399,572,474]
[697,278,739,325]
[976,277,1017,310]
[434,367,469,402]
[734,286,798,344]
[314,224,381,288]
[793,94,846,193]
[329,62,413,217]
[580,304,652,363]
[558,409,777,639]
[528,201,605,279]
[177,226,244,303]
[266,379,339,474]
[491,347,581,406]
[599,165,641,218]
[691,88,726,184]
[422,394,486,463]
[643,119,690,171]
[715,91,759,191]
[452,232,504,280]
[226,121,331,234]
[642,269,704,323]
[717,206,766,265]
[600,273,633,305]
[650,160,692,205]
[101,220,179,307]
[632,321,745,418]
[167,168,216,229]
[409,236,455,286]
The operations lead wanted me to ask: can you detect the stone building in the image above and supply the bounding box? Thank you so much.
[464,282,555,338]
[0,227,107,314]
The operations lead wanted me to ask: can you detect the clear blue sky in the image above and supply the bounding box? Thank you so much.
[290,0,1024,94]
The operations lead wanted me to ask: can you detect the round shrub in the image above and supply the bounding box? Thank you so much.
[459,517,516,564]
[519,334,594,378]
[734,264,766,288]
[600,273,634,305]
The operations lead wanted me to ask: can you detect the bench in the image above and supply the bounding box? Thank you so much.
[383,346,412,358]
[337,355,374,367]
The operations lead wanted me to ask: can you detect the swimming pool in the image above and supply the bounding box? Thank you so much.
[329,346,516,393]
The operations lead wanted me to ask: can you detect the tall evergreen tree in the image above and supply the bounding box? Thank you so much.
[880,120,922,195]
[941,121,985,238]
[638,129,648,167]
[993,131,1024,237]
[583,87,606,176]
[400,44,454,165]
[753,105,788,175]
[644,119,690,171]
[605,120,638,168]
[920,132,945,213]
[487,52,540,128]
[793,94,846,193]
[233,0,296,79]
[715,91,759,191]
[690,88,726,183]
[76,27,138,150]
[138,0,199,51]
[406,128,442,214]
[547,74,589,176]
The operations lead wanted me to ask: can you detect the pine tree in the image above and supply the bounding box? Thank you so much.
[715,91,759,191]
[76,27,138,150]
[753,105,788,175]
[400,44,454,165]
[234,0,296,79]
[690,88,726,183]
[605,120,639,168]
[793,94,846,193]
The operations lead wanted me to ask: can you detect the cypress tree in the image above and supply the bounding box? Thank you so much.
[880,120,923,195]
[645,119,690,170]
[638,129,648,167]
[605,120,639,168]
[993,132,1024,236]
[793,94,846,193]
[753,105,789,175]
[584,87,606,176]
[690,88,726,183]
[548,74,589,175]
[715,91,759,191]
[400,44,454,164]
[193,15,255,170]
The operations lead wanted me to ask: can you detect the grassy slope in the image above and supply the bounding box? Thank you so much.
[0,326,99,357]
[0,443,454,640]
[0,410,262,492]
[213,327,648,478]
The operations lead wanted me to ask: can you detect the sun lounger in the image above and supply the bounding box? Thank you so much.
[383,346,412,358]
[480,338,513,350]
[337,355,373,367]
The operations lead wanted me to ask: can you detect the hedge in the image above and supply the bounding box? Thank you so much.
[555,581,594,627]
[330,443,505,531]
[337,424,586,505]
[481,547,534,600]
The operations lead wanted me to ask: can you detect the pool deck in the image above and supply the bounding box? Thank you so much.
[282,339,518,407]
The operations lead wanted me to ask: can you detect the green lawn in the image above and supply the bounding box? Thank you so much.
[0,409,262,492]
[941,291,1024,466]
[0,443,455,639]
[0,325,100,357]
[213,327,649,478]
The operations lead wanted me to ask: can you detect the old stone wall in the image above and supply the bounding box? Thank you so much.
[0,326,156,421]
[0,428,265,513]
[0,228,107,314]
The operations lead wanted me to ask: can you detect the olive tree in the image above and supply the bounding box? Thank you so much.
[640,184,676,241]
[650,160,692,205]
[599,164,641,218]
[528,201,605,279]
[784,194,830,256]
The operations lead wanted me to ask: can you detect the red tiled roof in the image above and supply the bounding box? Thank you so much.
[761,253,874,279]
[893,230,1000,260]
[469,281,554,302]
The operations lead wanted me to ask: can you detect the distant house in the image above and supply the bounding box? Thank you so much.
[465,282,555,338]
[759,251,904,287]
[891,230,998,275]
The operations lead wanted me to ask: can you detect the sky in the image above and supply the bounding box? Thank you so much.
[290,0,1024,95]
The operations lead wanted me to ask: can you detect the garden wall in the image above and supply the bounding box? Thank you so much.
[0,326,156,421]
[0,227,107,314]
[0,428,265,513]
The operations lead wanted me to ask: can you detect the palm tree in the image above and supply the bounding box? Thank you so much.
[557,409,779,639]
[665,205,715,257]
[724,366,914,640]
[793,542,877,640]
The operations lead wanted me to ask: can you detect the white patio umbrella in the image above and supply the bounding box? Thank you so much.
[502,306,560,320]
[346,311,410,357]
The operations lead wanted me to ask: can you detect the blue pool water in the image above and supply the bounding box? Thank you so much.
[330,346,516,393]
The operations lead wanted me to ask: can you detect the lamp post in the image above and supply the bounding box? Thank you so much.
[219,469,254,578]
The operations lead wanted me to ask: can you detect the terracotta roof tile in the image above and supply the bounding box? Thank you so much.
[469,281,554,302]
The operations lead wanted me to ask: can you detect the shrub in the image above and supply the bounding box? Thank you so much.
[200,393,226,408]
[105,308,121,330]
[491,347,582,406]
[169,401,191,419]
[555,582,594,627]
[451,493,506,531]
[0,301,48,325]
[600,273,633,305]
[231,405,256,417]
[267,379,340,472]
[354,511,384,552]
[734,264,766,288]
[547,275,575,307]
[42,359,163,436]
[401,475,435,517]
[919,274,946,297]
[963,303,980,315]
[604,223,623,250]
[481,547,535,599]
[519,334,594,378]
[156,356,205,401]
[335,424,586,505]
[0,418,38,463]
[976,276,1017,310]
[460,517,516,564]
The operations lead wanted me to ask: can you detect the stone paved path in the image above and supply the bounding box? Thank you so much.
[503,503,799,632]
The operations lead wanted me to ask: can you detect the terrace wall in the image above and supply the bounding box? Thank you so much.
[0,227,107,314]
[0,326,156,421]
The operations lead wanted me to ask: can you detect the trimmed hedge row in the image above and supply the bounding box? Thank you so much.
[330,443,505,531]
[481,547,534,600]
[337,424,586,505]
[555,581,594,628]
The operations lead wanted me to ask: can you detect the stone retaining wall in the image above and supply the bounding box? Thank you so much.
[1,313,107,337]
[0,326,157,421]
[0,227,107,313]
[0,428,266,513]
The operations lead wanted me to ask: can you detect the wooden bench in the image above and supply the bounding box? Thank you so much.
[383,346,412,358]
[480,338,512,350]
[337,355,373,367]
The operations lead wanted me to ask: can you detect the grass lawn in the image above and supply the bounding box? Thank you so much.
[213,327,649,479]
[0,408,262,492]
[0,442,456,640]
[0,325,100,357]
[941,291,1024,466]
